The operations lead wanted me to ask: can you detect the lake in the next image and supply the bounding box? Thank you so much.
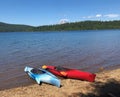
[0,30,120,90]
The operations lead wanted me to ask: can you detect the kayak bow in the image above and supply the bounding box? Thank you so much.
[24,66,61,87]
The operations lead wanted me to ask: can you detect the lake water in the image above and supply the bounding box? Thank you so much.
[0,30,120,90]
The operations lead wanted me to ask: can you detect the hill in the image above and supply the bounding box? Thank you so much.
[0,22,34,32]
[34,20,120,31]
[0,20,120,32]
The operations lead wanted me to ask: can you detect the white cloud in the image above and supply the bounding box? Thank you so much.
[82,15,93,19]
[82,13,120,20]
[104,14,120,18]
[59,18,69,24]
[87,16,94,19]
[83,14,102,19]
[95,14,102,18]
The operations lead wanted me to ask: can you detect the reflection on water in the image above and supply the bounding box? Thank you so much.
[0,30,120,90]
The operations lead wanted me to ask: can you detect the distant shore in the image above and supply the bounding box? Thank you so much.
[1,20,120,32]
[0,68,120,97]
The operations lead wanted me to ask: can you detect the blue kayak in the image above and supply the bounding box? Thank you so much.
[24,66,61,87]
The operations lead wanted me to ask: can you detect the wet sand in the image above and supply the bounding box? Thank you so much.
[0,68,120,97]
[0,64,119,91]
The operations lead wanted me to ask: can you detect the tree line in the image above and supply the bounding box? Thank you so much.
[0,20,120,32]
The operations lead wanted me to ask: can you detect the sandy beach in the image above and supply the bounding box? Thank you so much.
[0,68,120,97]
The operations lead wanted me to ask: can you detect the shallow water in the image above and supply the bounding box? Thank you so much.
[0,30,120,90]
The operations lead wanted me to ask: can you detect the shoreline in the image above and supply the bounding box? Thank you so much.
[0,68,120,97]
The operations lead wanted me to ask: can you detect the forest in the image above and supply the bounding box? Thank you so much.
[0,20,120,32]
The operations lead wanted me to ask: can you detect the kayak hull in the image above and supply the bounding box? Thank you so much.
[24,66,61,87]
[42,65,96,82]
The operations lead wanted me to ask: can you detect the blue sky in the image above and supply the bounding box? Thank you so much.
[0,0,120,26]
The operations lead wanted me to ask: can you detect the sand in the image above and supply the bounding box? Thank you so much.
[0,68,120,97]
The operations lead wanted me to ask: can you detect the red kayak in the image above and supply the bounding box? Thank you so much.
[42,65,96,82]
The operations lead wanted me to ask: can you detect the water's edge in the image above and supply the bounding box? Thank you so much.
[0,30,120,90]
